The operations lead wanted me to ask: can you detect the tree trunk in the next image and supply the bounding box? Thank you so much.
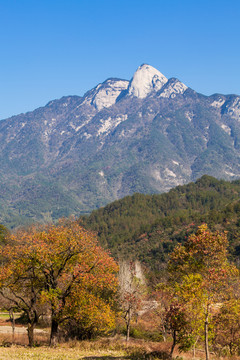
[193,336,199,358]
[126,321,130,342]
[9,309,15,344]
[205,310,210,360]
[170,330,176,358]
[27,322,35,347]
[162,324,167,342]
[50,318,59,346]
[125,307,131,342]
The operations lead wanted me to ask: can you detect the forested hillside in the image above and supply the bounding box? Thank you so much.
[80,175,240,275]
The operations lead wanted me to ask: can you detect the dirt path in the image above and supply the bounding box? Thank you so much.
[0,325,48,334]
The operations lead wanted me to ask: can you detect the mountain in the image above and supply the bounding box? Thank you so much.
[79,175,240,276]
[1,64,240,227]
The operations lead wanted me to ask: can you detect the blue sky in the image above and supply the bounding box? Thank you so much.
[0,0,240,119]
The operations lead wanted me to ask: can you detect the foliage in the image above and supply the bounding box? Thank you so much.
[62,292,116,339]
[168,224,238,296]
[0,226,46,346]
[165,303,196,355]
[0,220,118,346]
[0,224,9,245]
[79,176,240,276]
[213,299,240,356]
[167,225,239,359]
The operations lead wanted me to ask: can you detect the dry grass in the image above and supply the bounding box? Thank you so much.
[0,335,239,359]
[0,338,127,360]
[0,330,49,347]
[0,337,171,360]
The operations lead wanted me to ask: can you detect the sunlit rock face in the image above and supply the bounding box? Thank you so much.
[128,64,168,98]
[83,79,129,110]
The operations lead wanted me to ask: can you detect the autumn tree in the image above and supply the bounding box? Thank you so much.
[0,220,118,346]
[168,224,238,360]
[63,287,116,340]
[154,277,203,358]
[213,299,240,356]
[57,241,118,340]
[0,227,46,346]
[171,273,206,357]
[165,303,189,357]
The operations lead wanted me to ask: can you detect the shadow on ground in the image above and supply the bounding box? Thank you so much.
[83,357,127,360]
[83,351,170,360]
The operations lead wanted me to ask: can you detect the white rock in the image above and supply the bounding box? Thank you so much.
[164,168,176,178]
[225,170,237,176]
[128,64,168,98]
[83,132,92,139]
[172,160,179,165]
[97,115,128,136]
[151,169,162,181]
[159,79,187,98]
[83,79,129,111]
[185,111,194,122]
[69,122,85,132]
[225,98,240,119]
[221,124,231,135]
[211,98,225,108]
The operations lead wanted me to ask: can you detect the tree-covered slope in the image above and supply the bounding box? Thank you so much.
[79,176,240,274]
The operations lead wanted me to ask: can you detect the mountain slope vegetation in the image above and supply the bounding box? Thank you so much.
[79,176,240,274]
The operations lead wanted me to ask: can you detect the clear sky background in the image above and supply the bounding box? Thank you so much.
[0,0,240,119]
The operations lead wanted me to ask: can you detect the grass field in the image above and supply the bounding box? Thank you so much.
[0,337,238,360]
[0,317,238,360]
[0,312,22,323]
[0,346,126,360]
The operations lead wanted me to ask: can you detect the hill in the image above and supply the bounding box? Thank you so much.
[79,176,240,275]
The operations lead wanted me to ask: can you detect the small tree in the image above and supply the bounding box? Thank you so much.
[165,303,189,357]
[156,278,203,358]
[168,224,238,360]
[172,273,206,357]
[213,299,240,356]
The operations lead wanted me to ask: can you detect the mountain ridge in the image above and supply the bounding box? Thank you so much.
[1,64,240,227]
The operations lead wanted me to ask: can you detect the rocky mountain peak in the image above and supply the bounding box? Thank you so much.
[128,64,168,98]
[158,78,188,98]
[80,65,184,110]
[82,78,129,111]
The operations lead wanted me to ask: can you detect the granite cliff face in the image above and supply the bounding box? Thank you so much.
[1,64,240,226]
